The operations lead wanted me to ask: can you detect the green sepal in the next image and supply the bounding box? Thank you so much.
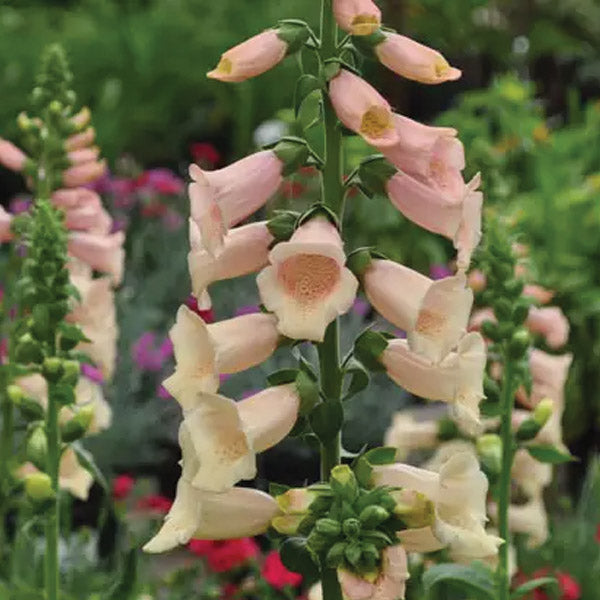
[267,368,299,386]
[346,248,373,277]
[341,358,370,401]
[267,211,300,242]
[297,203,340,229]
[295,370,320,415]
[515,419,542,442]
[310,401,343,443]
[325,542,347,568]
[15,333,44,365]
[18,396,45,421]
[273,137,310,176]
[351,30,387,59]
[50,382,75,406]
[357,155,397,197]
[276,21,311,55]
[294,74,324,116]
[526,443,576,464]
[353,330,388,372]
[322,60,341,81]
[330,465,359,503]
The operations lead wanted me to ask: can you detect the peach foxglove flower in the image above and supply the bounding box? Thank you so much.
[53,188,112,234]
[208,30,288,82]
[188,219,272,307]
[380,332,486,433]
[333,0,382,35]
[521,350,572,408]
[0,205,13,243]
[523,284,554,305]
[423,439,478,473]
[257,217,358,341]
[511,448,552,499]
[163,305,279,412]
[489,495,548,549]
[0,138,27,172]
[363,259,473,362]
[188,151,282,256]
[378,115,465,203]
[386,172,482,270]
[68,231,125,285]
[374,33,461,84]
[62,159,106,187]
[526,306,569,349]
[338,545,409,600]
[329,70,398,147]
[67,146,100,166]
[373,453,502,562]
[384,412,440,460]
[68,273,118,380]
[65,127,95,151]
[143,423,279,553]
[182,384,300,492]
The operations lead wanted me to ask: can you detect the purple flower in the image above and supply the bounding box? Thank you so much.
[81,363,104,384]
[219,373,231,384]
[136,169,184,196]
[429,263,452,280]
[9,195,32,215]
[352,297,370,318]
[162,208,184,231]
[132,332,171,372]
[241,389,260,400]
[157,384,171,399]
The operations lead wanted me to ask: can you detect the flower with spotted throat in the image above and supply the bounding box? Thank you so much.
[333,0,382,36]
[257,217,358,341]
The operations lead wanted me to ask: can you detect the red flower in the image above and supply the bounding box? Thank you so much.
[191,142,221,167]
[112,474,135,501]
[261,551,302,589]
[557,572,581,600]
[221,583,239,599]
[136,494,173,514]
[206,538,259,573]
[185,294,215,323]
[188,539,215,556]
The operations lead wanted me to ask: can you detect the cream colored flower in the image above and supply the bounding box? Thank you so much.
[384,412,440,460]
[163,305,279,412]
[257,218,358,341]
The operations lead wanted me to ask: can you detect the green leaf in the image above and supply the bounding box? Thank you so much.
[105,547,138,600]
[72,441,108,492]
[269,482,290,497]
[526,443,576,464]
[342,358,370,401]
[364,447,397,465]
[294,74,323,116]
[511,577,558,599]
[310,401,343,443]
[280,537,319,580]
[267,368,299,386]
[353,456,373,488]
[422,563,496,600]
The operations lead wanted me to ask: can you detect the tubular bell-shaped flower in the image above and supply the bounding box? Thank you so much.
[384,412,440,460]
[0,138,28,172]
[188,151,283,255]
[362,259,473,362]
[489,495,548,549]
[257,217,358,341]
[207,29,289,82]
[378,115,465,203]
[333,0,382,36]
[67,231,125,285]
[373,453,502,562]
[329,70,399,147]
[163,305,280,411]
[0,205,12,242]
[374,33,461,84]
[386,172,482,270]
[338,545,409,600]
[53,187,112,235]
[188,219,273,307]
[181,384,300,492]
[519,349,572,408]
[143,423,280,553]
[379,333,486,433]
[525,306,569,349]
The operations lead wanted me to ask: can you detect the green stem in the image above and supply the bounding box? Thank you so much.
[0,393,12,563]
[322,567,343,600]
[45,381,60,600]
[496,360,516,600]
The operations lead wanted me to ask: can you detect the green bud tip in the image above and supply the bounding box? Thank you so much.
[533,398,553,427]
[24,472,55,502]
[7,385,24,404]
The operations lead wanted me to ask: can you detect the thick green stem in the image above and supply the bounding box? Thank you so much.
[0,393,13,561]
[496,360,516,600]
[45,382,60,600]
[322,567,343,600]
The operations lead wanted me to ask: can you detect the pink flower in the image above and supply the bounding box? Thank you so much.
[136,168,185,196]
[67,146,100,166]
[257,218,358,341]
[526,306,569,349]
[523,284,554,305]
[156,384,171,399]
[188,151,282,255]
[379,114,465,203]
[132,332,171,372]
[65,127,96,151]
[188,539,215,556]
[262,551,302,589]
[53,188,112,234]
[333,0,381,35]
[556,573,581,600]
[68,231,125,285]
[386,172,482,270]
[62,159,107,187]
[112,474,135,500]
[81,363,104,384]
[185,294,215,323]
[375,33,461,84]
[208,30,288,82]
[136,494,173,514]
[191,142,221,167]
[188,220,273,306]
[9,195,32,215]
[235,305,260,317]
[329,70,398,147]
[0,138,27,172]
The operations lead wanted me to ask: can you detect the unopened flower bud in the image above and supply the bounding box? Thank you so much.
[272,514,305,535]
[26,427,48,470]
[512,301,530,325]
[508,328,530,359]
[326,542,347,568]
[61,360,80,386]
[61,405,94,442]
[6,385,24,404]
[24,472,55,503]
[533,398,553,427]
[344,542,363,567]
[330,465,359,502]
[315,518,342,537]
[359,505,389,528]
[43,357,64,382]
[306,530,330,552]
[476,433,502,475]
[15,333,44,365]
[342,518,361,538]
[493,298,512,321]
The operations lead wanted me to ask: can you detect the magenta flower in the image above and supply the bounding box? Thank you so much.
[430,264,453,280]
[136,168,185,196]
[81,363,104,384]
[234,305,260,317]
[132,332,172,372]
[9,195,32,215]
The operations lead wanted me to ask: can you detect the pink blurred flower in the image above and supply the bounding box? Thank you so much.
[112,474,135,501]
[81,363,104,384]
[191,142,221,167]
[136,168,184,196]
[188,539,215,556]
[9,195,32,215]
[262,551,303,589]
[136,494,173,514]
[132,332,172,372]
[333,0,381,35]
[352,297,370,318]
[0,138,27,171]
[205,538,260,573]
[235,305,260,317]
[430,263,453,280]
[156,384,172,399]
[185,294,215,323]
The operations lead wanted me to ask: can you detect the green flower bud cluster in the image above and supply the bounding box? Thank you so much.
[276,465,403,577]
